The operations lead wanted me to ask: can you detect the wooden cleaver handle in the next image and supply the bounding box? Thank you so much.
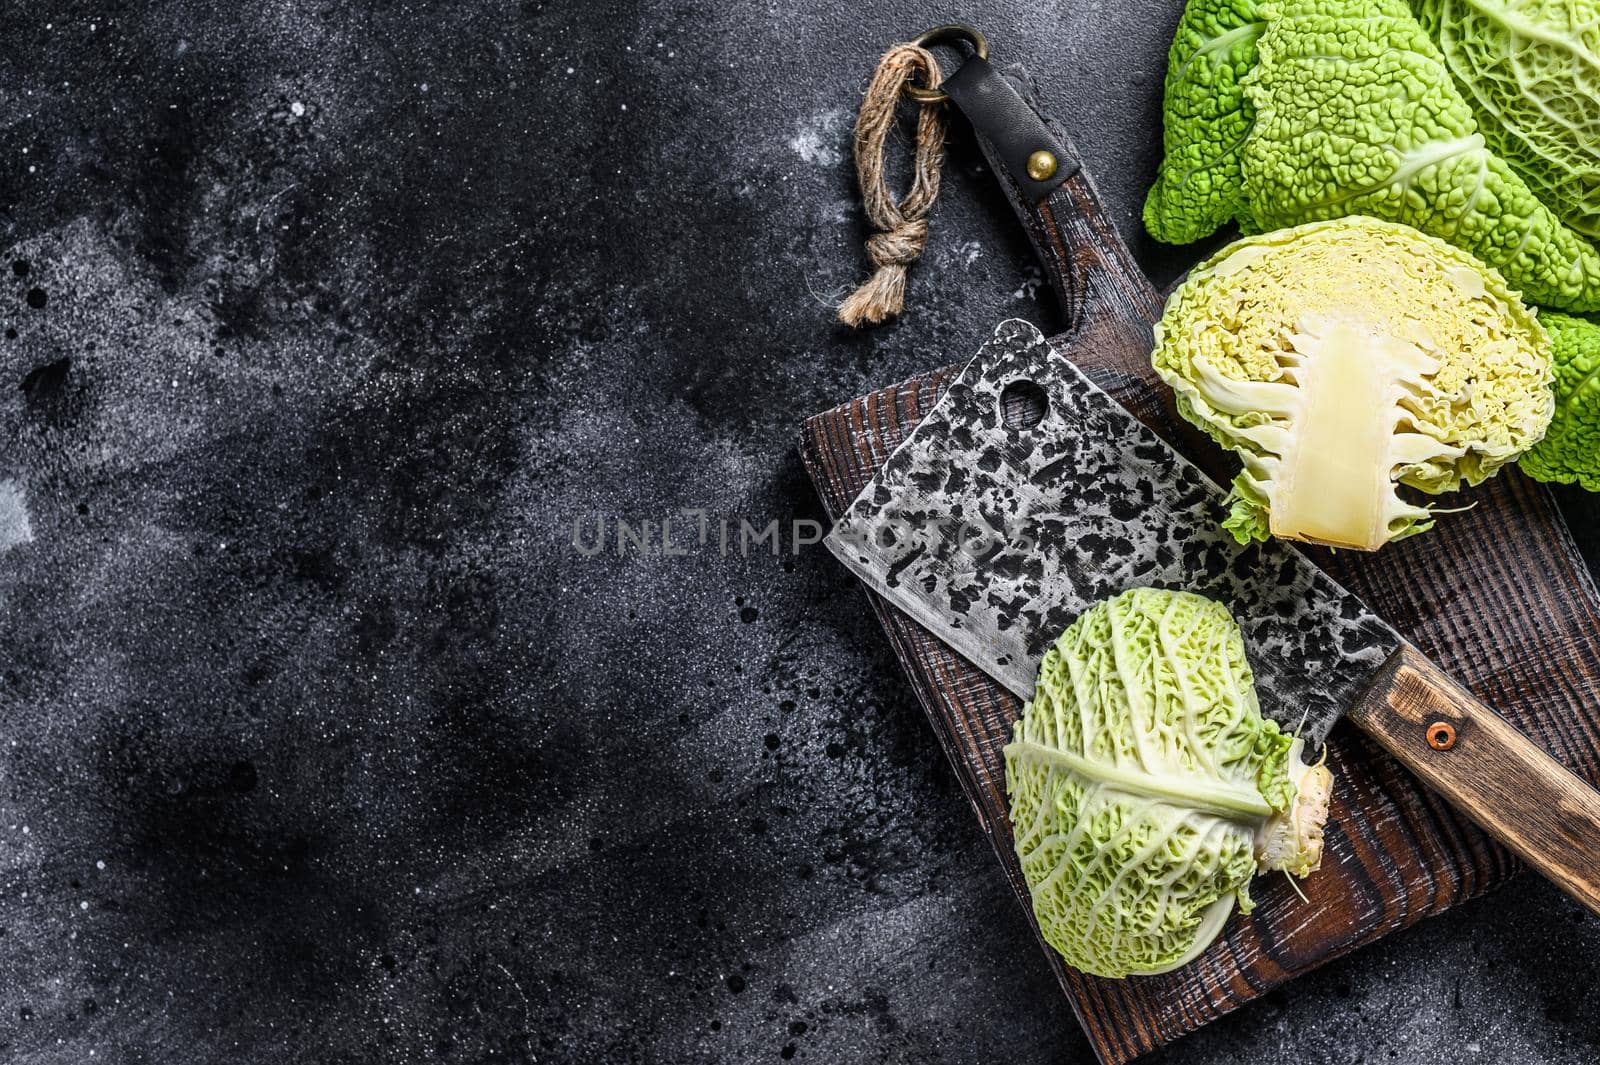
[1349,644,1600,915]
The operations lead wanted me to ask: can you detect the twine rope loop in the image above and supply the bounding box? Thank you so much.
[838,43,949,327]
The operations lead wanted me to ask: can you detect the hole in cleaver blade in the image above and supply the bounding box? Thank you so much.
[998,378,1049,431]
[823,319,1398,750]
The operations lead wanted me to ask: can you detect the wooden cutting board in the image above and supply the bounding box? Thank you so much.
[799,163,1600,1063]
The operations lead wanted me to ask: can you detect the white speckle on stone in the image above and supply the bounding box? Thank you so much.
[788,108,848,168]
[1012,266,1045,301]
[420,82,429,93]
[0,482,33,551]
[566,66,575,75]
[78,900,88,911]
[290,101,306,117]
[96,860,106,870]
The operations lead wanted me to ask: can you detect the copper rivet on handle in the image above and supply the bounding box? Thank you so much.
[1027,150,1058,181]
[1427,722,1457,751]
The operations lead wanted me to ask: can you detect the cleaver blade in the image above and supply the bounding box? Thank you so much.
[826,318,1395,748]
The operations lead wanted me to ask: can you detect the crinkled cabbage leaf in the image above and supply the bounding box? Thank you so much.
[1416,0,1600,239]
[1521,311,1600,490]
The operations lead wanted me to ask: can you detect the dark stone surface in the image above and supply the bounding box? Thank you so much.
[0,2,1597,1063]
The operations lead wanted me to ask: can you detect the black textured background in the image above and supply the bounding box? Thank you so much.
[0,2,1598,1063]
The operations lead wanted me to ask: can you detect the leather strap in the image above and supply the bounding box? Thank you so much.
[941,56,1078,202]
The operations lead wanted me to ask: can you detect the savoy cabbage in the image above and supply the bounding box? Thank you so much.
[1152,217,1553,550]
[1005,588,1331,979]
[1145,0,1600,313]
[1520,311,1600,490]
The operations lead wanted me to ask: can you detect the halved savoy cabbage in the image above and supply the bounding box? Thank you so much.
[1005,588,1331,979]
[1153,217,1553,551]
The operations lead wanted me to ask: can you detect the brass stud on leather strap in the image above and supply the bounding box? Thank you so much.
[1427,721,1457,751]
[1026,150,1058,181]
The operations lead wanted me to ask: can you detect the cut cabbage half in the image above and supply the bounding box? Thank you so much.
[1152,217,1553,550]
[1005,589,1330,979]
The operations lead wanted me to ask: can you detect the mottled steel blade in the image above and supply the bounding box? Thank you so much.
[826,319,1399,747]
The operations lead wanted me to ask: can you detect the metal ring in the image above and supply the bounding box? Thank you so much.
[1426,721,1457,751]
[903,24,990,103]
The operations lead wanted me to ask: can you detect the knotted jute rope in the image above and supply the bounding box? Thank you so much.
[838,43,949,327]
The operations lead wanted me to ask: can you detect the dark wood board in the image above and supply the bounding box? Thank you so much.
[798,165,1600,1064]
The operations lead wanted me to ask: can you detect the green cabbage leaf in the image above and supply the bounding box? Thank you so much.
[1144,0,1265,244]
[1416,0,1600,239]
[1520,311,1600,489]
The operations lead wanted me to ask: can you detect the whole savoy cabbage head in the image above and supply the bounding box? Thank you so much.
[1005,588,1331,979]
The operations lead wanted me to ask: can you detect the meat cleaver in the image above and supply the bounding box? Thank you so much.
[827,318,1600,916]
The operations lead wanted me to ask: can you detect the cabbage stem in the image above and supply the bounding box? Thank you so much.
[1003,739,1274,819]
